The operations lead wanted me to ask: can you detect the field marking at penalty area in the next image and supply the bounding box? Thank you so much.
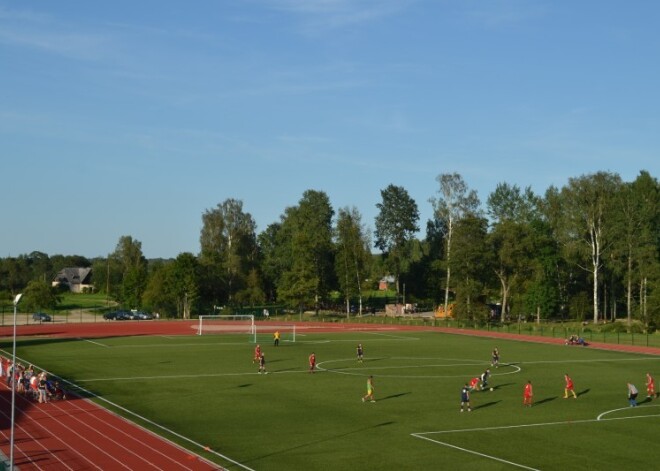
[411,406,660,470]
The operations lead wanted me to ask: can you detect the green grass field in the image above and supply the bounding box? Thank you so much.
[4,329,660,470]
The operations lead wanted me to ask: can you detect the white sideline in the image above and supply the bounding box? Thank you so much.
[0,350,254,471]
[77,337,109,347]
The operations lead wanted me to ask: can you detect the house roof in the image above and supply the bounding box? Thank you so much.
[54,267,92,285]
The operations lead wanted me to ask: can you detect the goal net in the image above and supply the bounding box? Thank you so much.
[197,315,256,342]
[255,323,297,343]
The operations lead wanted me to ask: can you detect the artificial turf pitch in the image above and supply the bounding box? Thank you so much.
[4,330,660,470]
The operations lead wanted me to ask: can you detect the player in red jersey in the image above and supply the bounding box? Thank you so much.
[646,373,657,399]
[523,380,533,407]
[469,376,481,391]
[563,373,577,399]
[309,352,316,373]
[253,344,262,364]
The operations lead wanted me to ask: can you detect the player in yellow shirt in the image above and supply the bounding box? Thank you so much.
[362,376,375,402]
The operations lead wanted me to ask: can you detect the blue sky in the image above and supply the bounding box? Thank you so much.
[2,0,658,259]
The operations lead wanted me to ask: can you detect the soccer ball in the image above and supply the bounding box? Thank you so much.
[490,387,494,391]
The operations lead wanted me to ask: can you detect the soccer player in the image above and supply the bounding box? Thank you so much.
[491,347,500,368]
[628,383,639,407]
[469,376,481,391]
[646,373,656,399]
[460,384,472,412]
[362,375,375,402]
[253,344,262,364]
[563,373,577,399]
[258,353,267,374]
[480,369,491,389]
[309,352,316,373]
[273,331,280,347]
[357,344,364,362]
[523,380,533,407]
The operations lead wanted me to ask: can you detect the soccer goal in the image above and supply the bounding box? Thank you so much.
[197,315,256,342]
[255,323,297,344]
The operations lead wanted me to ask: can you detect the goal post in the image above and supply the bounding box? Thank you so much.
[255,323,297,344]
[197,315,256,342]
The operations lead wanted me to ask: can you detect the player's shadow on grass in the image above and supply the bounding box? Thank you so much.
[535,396,557,406]
[491,383,515,390]
[640,397,653,405]
[473,401,500,410]
[237,384,252,388]
[577,388,590,397]
[379,392,411,401]
[272,367,298,373]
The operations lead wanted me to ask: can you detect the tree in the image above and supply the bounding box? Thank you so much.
[610,171,659,326]
[111,235,148,308]
[277,190,335,314]
[430,173,481,316]
[450,215,491,321]
[487,183,541,319]
[171,252,200,319]
[199,199,258,305]
[374,184,419,295]
[142,260,176,316]
[21,279,60,312]
[522,220,562,322]
[335,207,371,316]
[257,223,283,303]
[556,172,622,323]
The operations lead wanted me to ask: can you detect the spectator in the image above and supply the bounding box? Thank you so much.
[38,372,49,404]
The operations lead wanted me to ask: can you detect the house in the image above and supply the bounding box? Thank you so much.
[378,275,396,291]
[52,267,94,293]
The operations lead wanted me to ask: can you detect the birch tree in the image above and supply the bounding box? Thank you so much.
[335,207,371,316]
[430,173,481,316]
[557,172,622,323]
[199,198,258,304]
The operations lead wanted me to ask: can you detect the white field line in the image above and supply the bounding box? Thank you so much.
[64,383,257,471]
[412,409,660,470]
[412,433,540,471]
[316,358,522,378]
[363,332,420,340]
[504,357,660,366]
[76,370,308,383]
[597,404,660,420]
[414,411,660,436]
[78,337,109,347]
[0,352,253,471]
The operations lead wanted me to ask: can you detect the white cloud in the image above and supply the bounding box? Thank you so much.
[264,0,415,31]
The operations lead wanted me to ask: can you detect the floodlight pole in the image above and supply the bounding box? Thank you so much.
[9,293,22,471]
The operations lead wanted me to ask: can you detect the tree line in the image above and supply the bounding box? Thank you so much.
[1,170,657,328]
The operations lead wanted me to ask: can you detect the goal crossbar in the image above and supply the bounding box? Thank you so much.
[198,315,256,342]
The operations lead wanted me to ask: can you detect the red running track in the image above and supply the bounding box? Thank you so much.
[1,320,658,470]
[0,321,221,470]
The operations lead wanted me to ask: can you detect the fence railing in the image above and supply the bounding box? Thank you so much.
[304,314,660,349]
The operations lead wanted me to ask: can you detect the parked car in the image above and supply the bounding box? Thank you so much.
[33,312,52,322]
[103,310,131,320]
[134,311,154,320]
